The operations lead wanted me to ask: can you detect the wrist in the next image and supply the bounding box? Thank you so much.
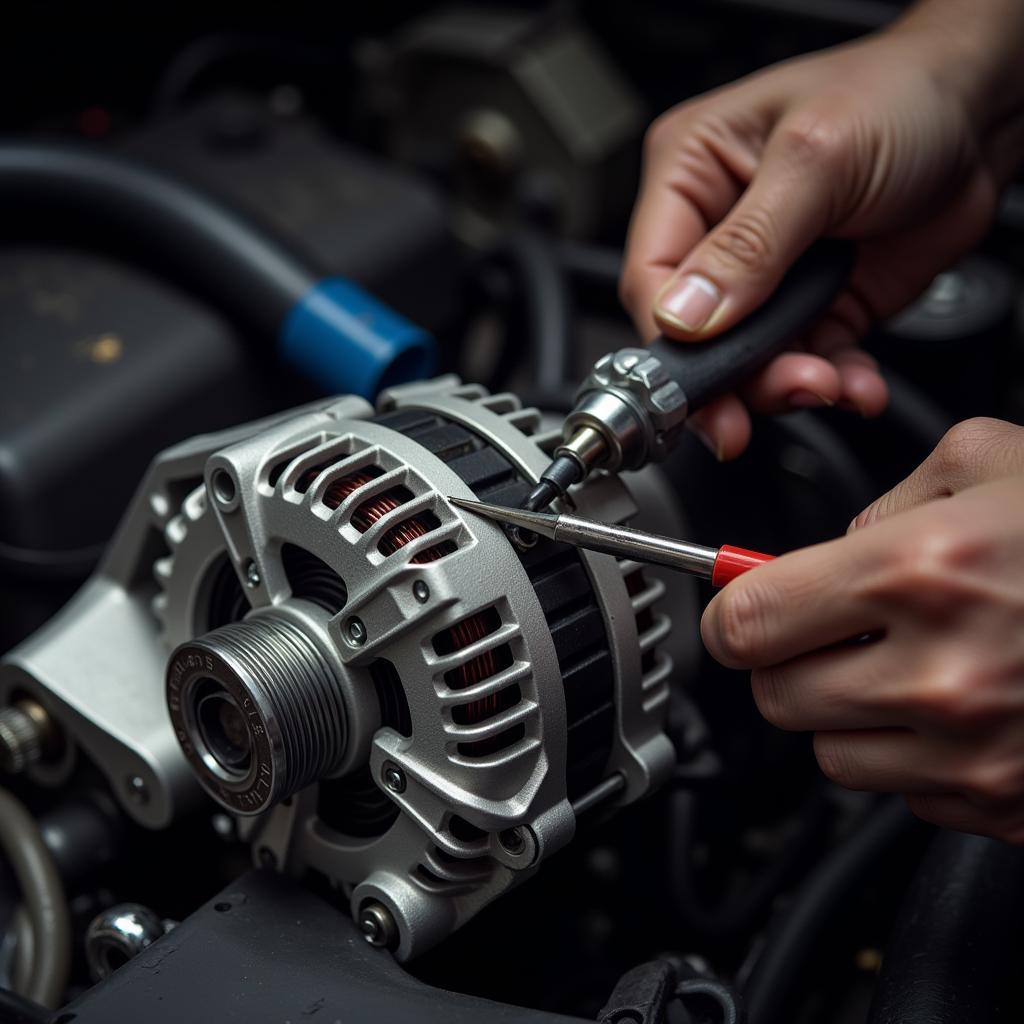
[887,0,1024,129]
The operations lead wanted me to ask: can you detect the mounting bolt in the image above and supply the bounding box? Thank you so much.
[125,775,149,804]
[359,901,399,950]
[244,560,261,589]
[412,580,430,603]
[346,617,367,646]
[382,762,406,794]
[0,700,53,775]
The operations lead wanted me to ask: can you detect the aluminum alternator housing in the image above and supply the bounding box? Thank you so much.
[0,377,674,960]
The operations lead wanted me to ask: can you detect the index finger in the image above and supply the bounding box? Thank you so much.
[619,114,747,341]
[701,529,886,669]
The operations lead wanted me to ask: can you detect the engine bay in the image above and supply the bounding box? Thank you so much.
[1,3,1024,1022]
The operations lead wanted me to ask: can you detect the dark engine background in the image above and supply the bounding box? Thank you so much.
[1,3,1022,1023]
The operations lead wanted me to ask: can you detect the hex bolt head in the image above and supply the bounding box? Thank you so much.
[346,617,367,646]
[244,560,261,589]
[126,775,149,804]
[359,901,399,950]
[382,762,406,794]
[412,580,430,604]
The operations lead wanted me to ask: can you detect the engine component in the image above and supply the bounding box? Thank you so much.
[0,144,435,398]
[360,8,646,241]
[524,239,853,511]
[84,904,172,981]
[0,699,55,775]
[124,97,459,339]
[58,870,581,1024]
[0,377,674,959]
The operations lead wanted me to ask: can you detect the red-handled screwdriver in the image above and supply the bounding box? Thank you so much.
[448,496,773,587]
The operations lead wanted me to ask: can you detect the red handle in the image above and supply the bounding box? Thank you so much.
[711,545,775,587]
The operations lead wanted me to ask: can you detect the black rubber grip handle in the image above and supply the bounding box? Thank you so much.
[648,238,854,413]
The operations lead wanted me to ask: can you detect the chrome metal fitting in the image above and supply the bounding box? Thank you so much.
[564,348,688,473]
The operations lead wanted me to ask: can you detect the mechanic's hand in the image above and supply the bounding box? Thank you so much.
[620,10,1024,459]
[701,417,1024,842]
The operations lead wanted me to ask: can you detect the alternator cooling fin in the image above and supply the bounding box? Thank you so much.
[374,408,616,799]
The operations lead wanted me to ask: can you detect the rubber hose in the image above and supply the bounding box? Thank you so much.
[503,230,574,398]
[669,788,831,938]
[867,830,1024,1024]
[0,789,70,1009]
[0,985,51,1024]
[742,797,920,1024]
[0,142,312,332]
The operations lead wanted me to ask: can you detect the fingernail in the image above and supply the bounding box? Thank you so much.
[655,273,721,331]
[788,389,835,409]
[690,425,724,461]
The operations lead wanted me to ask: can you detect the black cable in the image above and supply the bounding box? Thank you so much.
[675,977,745,1024]
[0,143,314,335]
[741,797,921,1024]
[0,789,70,1009]
[878,368,953,453]
[669,787,831,938]
[867,830,1024,1024]
[151,33,331,116]
[770,411,876,515]
[0,540,103,582]
[0,987,50,1024]
[557,239,622,290]
[502,230,575,399]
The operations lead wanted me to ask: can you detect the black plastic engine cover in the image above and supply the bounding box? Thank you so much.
[58,870,585,1024]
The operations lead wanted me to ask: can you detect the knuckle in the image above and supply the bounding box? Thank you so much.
[905,794,947,828]
[777,115,848,171]
[709,580,774,666]
[914,666,970,723]
[813,734,859,788]
[642,109,683,161]
[750,667,791,728]
[912,658,997,729]
[963,759,1024,808]
[708,209,777,274]
[891,524,976,592]
[931,417,1003,473]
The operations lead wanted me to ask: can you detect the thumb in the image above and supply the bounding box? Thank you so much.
[850,418,1024,532]
[653,121,839,340]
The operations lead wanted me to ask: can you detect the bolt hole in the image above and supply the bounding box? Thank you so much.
[211,469,237,505]
[214,902,232,913]
[498,827,526,856]
[101,945,131,973]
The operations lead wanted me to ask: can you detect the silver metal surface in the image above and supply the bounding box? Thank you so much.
[0,701,47,774]
[449,497,718,579]
[2,376,676,963]
[562,347,689,478]
[359,900,399,949]
[0,395,371,828]
[167,606,348,815]
[85,903,171,980]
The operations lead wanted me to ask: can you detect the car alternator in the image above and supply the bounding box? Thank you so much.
[0,377,674,959]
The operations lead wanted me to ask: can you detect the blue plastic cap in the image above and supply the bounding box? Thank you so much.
[279,278,437,398]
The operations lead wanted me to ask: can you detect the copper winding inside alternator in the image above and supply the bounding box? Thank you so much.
[445,614,499,723]
[313,468,449,563]
[311,466,499,720]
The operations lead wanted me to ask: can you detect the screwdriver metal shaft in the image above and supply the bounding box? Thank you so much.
[449,496,772,586]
